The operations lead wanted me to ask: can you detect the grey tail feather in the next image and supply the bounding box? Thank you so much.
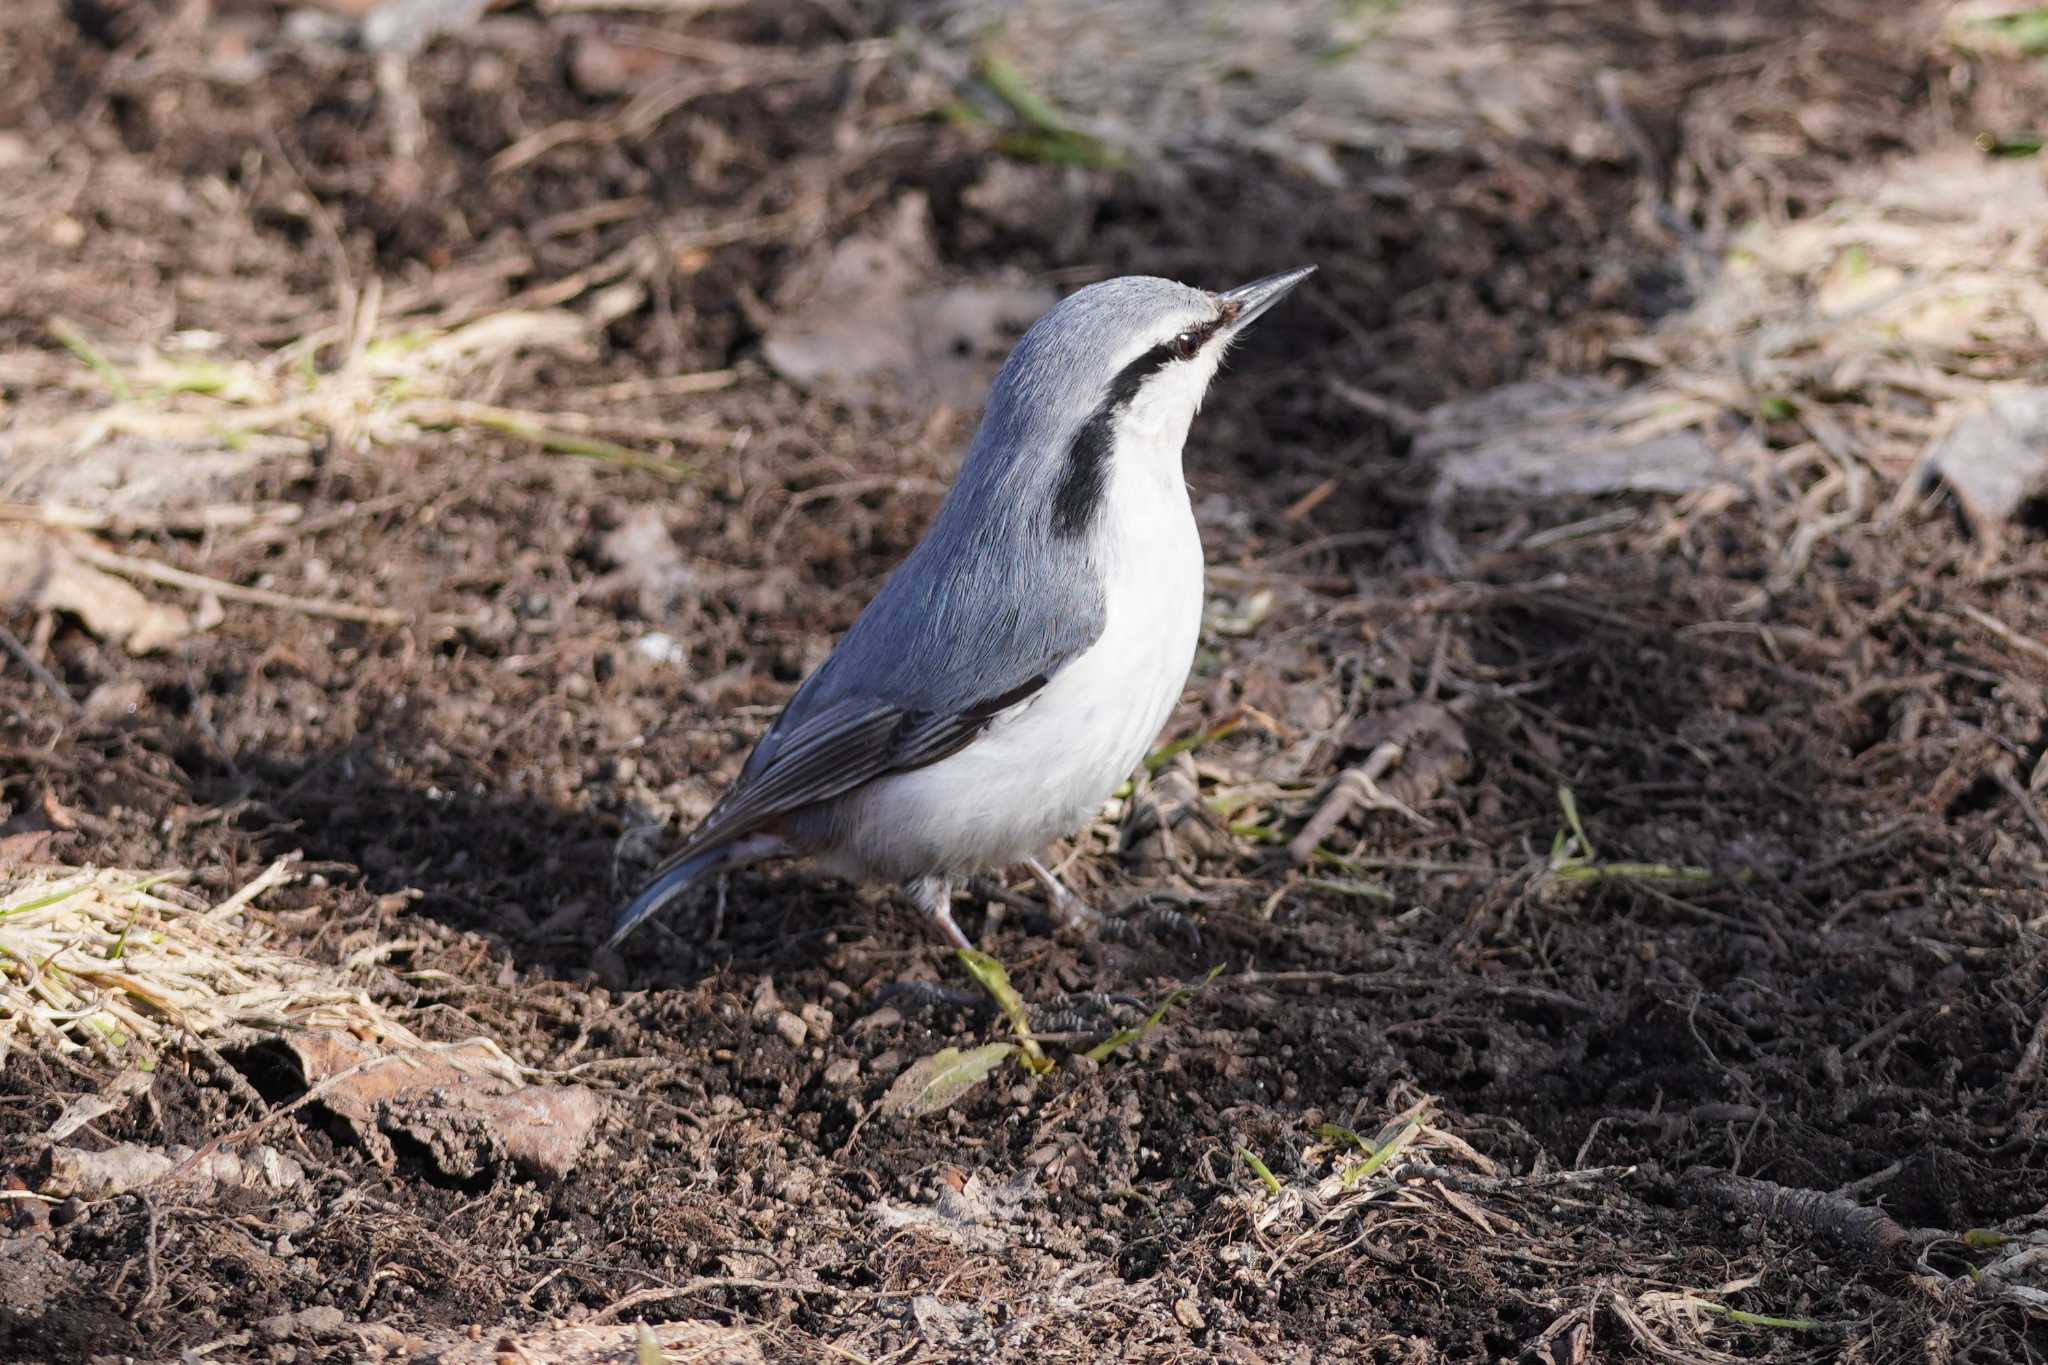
[608,845,729,949]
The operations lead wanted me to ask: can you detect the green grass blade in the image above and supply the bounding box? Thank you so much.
[1085,965,1224,1063]
[956,947,1052,1074]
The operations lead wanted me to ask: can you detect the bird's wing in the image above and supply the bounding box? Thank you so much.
[647,672,1051,872]
[646,473,1108,880]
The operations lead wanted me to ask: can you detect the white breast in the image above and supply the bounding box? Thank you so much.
[819,363,1213,884]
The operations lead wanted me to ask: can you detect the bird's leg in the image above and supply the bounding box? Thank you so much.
[902,875,971,949]
[1023,856,1102,932]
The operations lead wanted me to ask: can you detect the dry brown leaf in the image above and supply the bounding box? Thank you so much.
[281,1031,602,1180]
[1915,386,2048,539]
[762,194,1054,408]
[0,527,191,653]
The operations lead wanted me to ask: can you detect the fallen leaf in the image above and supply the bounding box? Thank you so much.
[80,679,147,727]
[878,1043,1017,1119]
[0,528,191,653]
[762,194,1055,408]
[1916,386,2048,539]
[43,1067,153,1142]
[278,1031,601,1180]
[1421,378,1732,499]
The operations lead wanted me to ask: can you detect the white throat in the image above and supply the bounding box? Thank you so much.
[1104,345,1225,516]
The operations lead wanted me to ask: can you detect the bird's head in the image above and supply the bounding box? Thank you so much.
[967,267,1316,537]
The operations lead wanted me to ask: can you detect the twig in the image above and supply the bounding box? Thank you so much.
[1286,740,1404,865]
[201,855,299,923]
[0,501,302,534]
[590,1276,881,1324]
[558,369,737,403]
[1957,604,2048,668]
[1845,1003,1942,1060]
[1833,1162,1902,1200]
[0,622,80,714]
[1992,759,2048,859]
[2011,1001,2048,1099]
[1328,378,1425,434]
[1684,1167,1908,1260]
[64,540,458,629]
[148,1053,394,1190]
[138,1190,162,1311]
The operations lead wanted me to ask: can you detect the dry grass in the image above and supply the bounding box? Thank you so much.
[1613,146,2048,580]
[0,856,519,1081]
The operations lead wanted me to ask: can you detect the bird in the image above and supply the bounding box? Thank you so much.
[609,265,1316,951]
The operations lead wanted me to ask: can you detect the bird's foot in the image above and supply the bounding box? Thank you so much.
[1022,856,1103,935]
[1021,858,1203,951]
[901,875,971,950]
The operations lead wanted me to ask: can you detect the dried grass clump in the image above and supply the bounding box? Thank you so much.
[0,857,515,1080]
[1616,149,2048,580]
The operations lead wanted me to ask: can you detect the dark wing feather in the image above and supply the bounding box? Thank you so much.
[647,673,1049,874]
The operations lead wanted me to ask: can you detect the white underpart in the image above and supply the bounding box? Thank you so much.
[819,343,1222,884]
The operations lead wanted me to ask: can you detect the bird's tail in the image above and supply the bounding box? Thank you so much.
[607,844,731,949]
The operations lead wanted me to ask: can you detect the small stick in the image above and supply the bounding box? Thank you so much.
[0,622,80,714]
[2011,1002,2048,1099]
[589,1276,879,1324]
[1684,1167,1908,1260]
[1328,378,1425,434]
[1956,604,2048,668]
[65,540,450,629]
[1992,760,2048,858]
[0,501,301,533]
[1286,740,1404,865]
[201,855,299,923]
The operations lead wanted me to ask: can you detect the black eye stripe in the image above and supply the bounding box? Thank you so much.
[1048,309,1229,538]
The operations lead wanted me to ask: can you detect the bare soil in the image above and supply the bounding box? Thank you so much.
[4,1,2048,1361]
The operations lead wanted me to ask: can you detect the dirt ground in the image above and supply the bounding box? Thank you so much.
[4,0,2048,1360]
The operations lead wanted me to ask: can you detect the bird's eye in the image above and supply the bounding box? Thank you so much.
[1170,331,1199,361]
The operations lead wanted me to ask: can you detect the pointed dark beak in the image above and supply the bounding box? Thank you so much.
[1218,265,1317,331]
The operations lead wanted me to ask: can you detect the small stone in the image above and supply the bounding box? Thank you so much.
[750,977,781,1019]
[853,1006,902,1034]
[80,679,146,726]
[299,1307,345,1337]
[1175,1298,1207,1332]
[800,1003,834,1038]
[771,1010,808,1047]
[823,1058,860,1089]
